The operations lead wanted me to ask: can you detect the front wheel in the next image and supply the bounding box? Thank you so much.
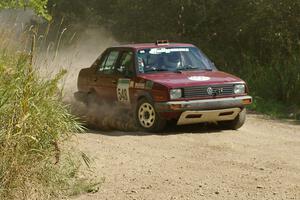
[219,108,246,130]
[135,98,166,132]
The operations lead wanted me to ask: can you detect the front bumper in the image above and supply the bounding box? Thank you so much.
[177,108,241,125]
[155,96,252,125]
[155,96,252,112]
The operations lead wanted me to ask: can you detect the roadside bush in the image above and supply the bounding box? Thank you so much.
[0,47,85,199]
[228,56,300,118]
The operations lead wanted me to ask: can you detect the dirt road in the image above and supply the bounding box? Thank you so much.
[73,114,300,200]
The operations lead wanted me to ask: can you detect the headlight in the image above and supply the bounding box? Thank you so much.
[170,89,182,99]
[234,84,245,94]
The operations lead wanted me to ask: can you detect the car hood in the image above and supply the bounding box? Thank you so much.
[138,70,244,88]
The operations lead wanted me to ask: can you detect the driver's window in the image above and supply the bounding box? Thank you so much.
[116,51,134,77]
[98,50,120,74]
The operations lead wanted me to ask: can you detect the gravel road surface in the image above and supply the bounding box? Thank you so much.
[73,114,300,200]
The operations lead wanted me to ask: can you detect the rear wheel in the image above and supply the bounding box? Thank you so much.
[135,98,166,132]
[219,108,246,130]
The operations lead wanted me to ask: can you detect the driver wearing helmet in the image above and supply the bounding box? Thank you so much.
[163,52,181,69]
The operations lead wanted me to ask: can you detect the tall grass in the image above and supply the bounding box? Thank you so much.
[0,50,70,199]
[0,25,96,198]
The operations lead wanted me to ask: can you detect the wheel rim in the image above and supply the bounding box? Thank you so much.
[138,103,156,128]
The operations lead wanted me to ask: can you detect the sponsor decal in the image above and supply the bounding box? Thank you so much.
[138,57,145,73]
[117,79,131,104]
[129,81,135,88]
[149,48,189,54]
[188,76,211,81]
[135,82,145,89]
[145,81,154,89]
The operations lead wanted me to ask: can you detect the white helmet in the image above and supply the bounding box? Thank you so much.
[163,52,181,68]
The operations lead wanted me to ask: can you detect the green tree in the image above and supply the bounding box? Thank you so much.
[0,0,51,20]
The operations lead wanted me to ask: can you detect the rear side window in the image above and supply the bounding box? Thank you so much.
[116,51,134,77]
[99,50,120,74]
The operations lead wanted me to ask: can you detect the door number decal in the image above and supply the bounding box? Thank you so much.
[117,79,131,103]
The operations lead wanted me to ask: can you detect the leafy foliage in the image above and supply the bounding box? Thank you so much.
[0,0,51,20]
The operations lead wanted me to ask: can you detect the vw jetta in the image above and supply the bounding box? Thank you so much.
[75,41,252,132]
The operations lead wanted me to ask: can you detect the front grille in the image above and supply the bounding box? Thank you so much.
[183,84,234,98]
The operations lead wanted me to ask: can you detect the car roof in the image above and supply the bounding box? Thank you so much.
[112,43,195,50]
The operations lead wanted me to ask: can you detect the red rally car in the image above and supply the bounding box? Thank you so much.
[75,41,252,132]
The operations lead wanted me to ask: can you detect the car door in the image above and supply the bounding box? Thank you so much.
[93,49,121,103]
[115,50,135,105]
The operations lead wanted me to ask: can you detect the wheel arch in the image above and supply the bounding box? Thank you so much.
[135,91,154,104]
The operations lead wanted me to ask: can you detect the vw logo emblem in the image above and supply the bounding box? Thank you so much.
[207,87,213,95]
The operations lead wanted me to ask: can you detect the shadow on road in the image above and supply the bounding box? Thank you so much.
[84,122,227,137]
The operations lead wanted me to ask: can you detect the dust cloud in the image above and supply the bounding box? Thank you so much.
[0,9,138,132]
[49,28,139,131]
[72,100,138,132]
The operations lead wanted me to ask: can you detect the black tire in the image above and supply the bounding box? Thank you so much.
[135,98,166,132]
[219,108,246,130]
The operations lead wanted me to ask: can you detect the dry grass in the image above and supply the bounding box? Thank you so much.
[0,23,99,199]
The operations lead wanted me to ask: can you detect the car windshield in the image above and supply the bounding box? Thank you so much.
[137,47,215,74]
